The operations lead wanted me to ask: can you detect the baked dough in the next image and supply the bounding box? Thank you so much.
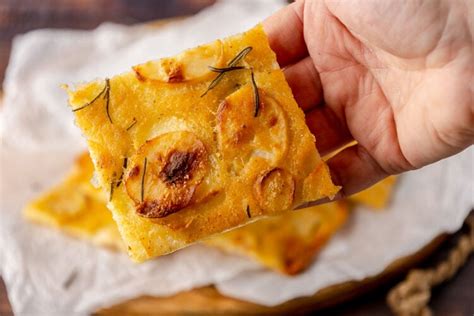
[207,201,348,275]
[23,153,123,250]
[66,25,339,261]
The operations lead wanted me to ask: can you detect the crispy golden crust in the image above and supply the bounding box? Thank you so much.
[207,201,348,275]
[23,153,124,251]
[67,25,339,261]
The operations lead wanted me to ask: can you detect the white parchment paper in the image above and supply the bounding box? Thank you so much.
[0,0,472,314]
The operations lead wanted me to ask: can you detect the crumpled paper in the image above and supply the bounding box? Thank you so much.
[0,0,472,314]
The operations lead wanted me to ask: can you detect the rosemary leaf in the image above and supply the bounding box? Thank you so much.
[208,66,245,73]
[201,46,253,97]
[109,179,115,202]
[72,80,108,112]
[126,118,137,131]
[141,157,147,203]
[201,73,225,97]
[228,47,252,67]
[250,70,260,117]
[104,78,113,124]
[246,205,251,218]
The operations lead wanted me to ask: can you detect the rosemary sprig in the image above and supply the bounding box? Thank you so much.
[109,178,115,202]
[202,67,245,96]
[71,78,113,124]
[228,46,253,66]
[141,157,147,203]
[72,79,108,112]
[116,157,128,188]
[208,66,245,73]
[245,205,251,218]
[104,78,113,124]
[126,118,137,131]
[200,74,225,97]
[201,46,253,97]
[250,69,260,117]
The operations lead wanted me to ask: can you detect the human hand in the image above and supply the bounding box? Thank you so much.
[264,0,473,196]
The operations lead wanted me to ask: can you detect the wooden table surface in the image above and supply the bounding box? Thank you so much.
[0,1,472,315]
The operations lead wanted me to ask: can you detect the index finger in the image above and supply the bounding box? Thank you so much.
[263,0,308,67]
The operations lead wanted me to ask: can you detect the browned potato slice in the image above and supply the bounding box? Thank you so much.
[133,40,224,82]
[253,168,295,213]
[125,131,209,218]
[217,85,288,175]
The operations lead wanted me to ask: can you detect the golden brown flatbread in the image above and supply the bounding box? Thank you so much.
[23,153,123,250]
[207,201,348,275]
[66,25,339,261]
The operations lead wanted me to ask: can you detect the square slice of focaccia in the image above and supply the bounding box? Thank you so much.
[23,153,124,251]
[67,24,339,262]
[207,201,348,275]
